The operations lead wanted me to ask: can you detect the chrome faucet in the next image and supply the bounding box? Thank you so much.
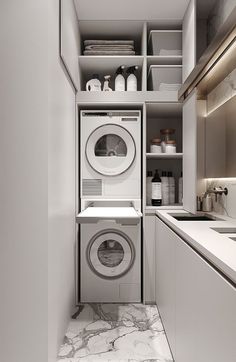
[204,186,228,202]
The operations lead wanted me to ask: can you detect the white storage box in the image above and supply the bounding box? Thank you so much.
[148,30,182,56]
[148,65,182,91]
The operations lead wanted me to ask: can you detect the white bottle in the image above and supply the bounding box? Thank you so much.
[178,172,183,204]
[126,66,138,91]
[86,74,101,91]
[161,171,169,205]
[168,171,175,205]
[115,66,125,91]
[146,171,153,206]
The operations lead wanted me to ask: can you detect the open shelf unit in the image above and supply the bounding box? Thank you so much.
[76,20,183,97]
[144,102,183,209]
[79,55,144,91]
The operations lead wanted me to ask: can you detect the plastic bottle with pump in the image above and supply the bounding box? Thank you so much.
[152,169,162,206]
[126,66,138,91]
[115,66,125,91]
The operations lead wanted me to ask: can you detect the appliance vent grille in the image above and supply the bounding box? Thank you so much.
[82,179,102,196]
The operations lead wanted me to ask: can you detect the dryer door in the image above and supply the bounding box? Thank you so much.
[87,229,135,279]
[86,124,136,176]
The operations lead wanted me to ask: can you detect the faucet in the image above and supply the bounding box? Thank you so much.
[204,186,228,202]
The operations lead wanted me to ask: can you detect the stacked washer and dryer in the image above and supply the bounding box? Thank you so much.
[77,110,142,303]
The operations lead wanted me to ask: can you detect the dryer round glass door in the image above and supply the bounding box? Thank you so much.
[86,124,136,176]
[87,229,135,279]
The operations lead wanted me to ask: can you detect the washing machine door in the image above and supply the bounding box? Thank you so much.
[87,229,135,279]
[86,124,136,176]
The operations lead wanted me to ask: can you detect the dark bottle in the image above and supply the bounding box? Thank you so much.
[151,169,162,206]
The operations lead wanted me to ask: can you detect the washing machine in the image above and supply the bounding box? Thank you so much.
[77,202,141,303]
[80,110,141,206]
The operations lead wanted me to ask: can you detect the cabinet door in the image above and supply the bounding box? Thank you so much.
[182,0,196,82]
[155,218,175,355]
[175,237,236,362]
[144,215,156,303]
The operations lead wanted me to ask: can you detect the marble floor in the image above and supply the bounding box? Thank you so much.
[57,304,173,362]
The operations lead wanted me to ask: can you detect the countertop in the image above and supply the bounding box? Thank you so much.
[156,210,236,284]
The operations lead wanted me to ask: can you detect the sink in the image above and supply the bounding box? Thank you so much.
[230,237,236,241]
[170,213,222,221]
[211,227,236,234]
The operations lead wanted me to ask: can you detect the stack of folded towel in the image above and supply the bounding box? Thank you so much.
[83,40,135,55]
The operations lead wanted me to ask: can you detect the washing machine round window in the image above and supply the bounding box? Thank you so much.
[86,124,136,176]
[87,229,135,279]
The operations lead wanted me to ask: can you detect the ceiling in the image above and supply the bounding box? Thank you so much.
[74,0,190,21]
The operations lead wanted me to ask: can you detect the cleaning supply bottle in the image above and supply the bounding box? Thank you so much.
[146,171,153,206]
[152,169,162,206]
[126,66,138,91]
[178,171,183,204]
[86,74,101,91]
[115,66,125,91]
[168,171,175,205]
[161,171,169,205]
[103,75,112,91]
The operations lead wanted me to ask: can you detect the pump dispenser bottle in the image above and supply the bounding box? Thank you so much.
[126,66,138,91]
[115,65,125,91]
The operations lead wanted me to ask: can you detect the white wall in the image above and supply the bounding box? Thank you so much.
[48,0,76,361]
[0,1,48,362]
[206,179,236,219]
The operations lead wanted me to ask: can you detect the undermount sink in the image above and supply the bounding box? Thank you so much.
[230,237,236,242]
[169,213,222,221]
[211,227,236,234]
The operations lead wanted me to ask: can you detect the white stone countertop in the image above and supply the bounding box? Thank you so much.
[156,210,236,284]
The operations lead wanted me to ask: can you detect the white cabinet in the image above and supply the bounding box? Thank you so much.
[155,217,236,362]
[175,234,236,362]
[155,217,176,355]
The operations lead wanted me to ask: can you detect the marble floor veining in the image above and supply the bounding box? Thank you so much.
[57,304,173,362]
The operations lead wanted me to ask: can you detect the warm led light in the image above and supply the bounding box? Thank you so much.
[206,96,235,116]
[205,178,236,181]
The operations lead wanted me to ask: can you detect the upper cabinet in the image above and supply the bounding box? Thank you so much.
[180,0,236,98]
[182,0,196,83]
[60,0,81,90]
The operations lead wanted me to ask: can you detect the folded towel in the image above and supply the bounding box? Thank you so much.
[84,40,134,46]
[159,83,181,91]
[159,49,182,56]
[85,45,134,50]
[84,50,136,56]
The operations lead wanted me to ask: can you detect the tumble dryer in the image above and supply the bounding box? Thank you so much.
[77,201,142,303]
[80,110,141,207]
